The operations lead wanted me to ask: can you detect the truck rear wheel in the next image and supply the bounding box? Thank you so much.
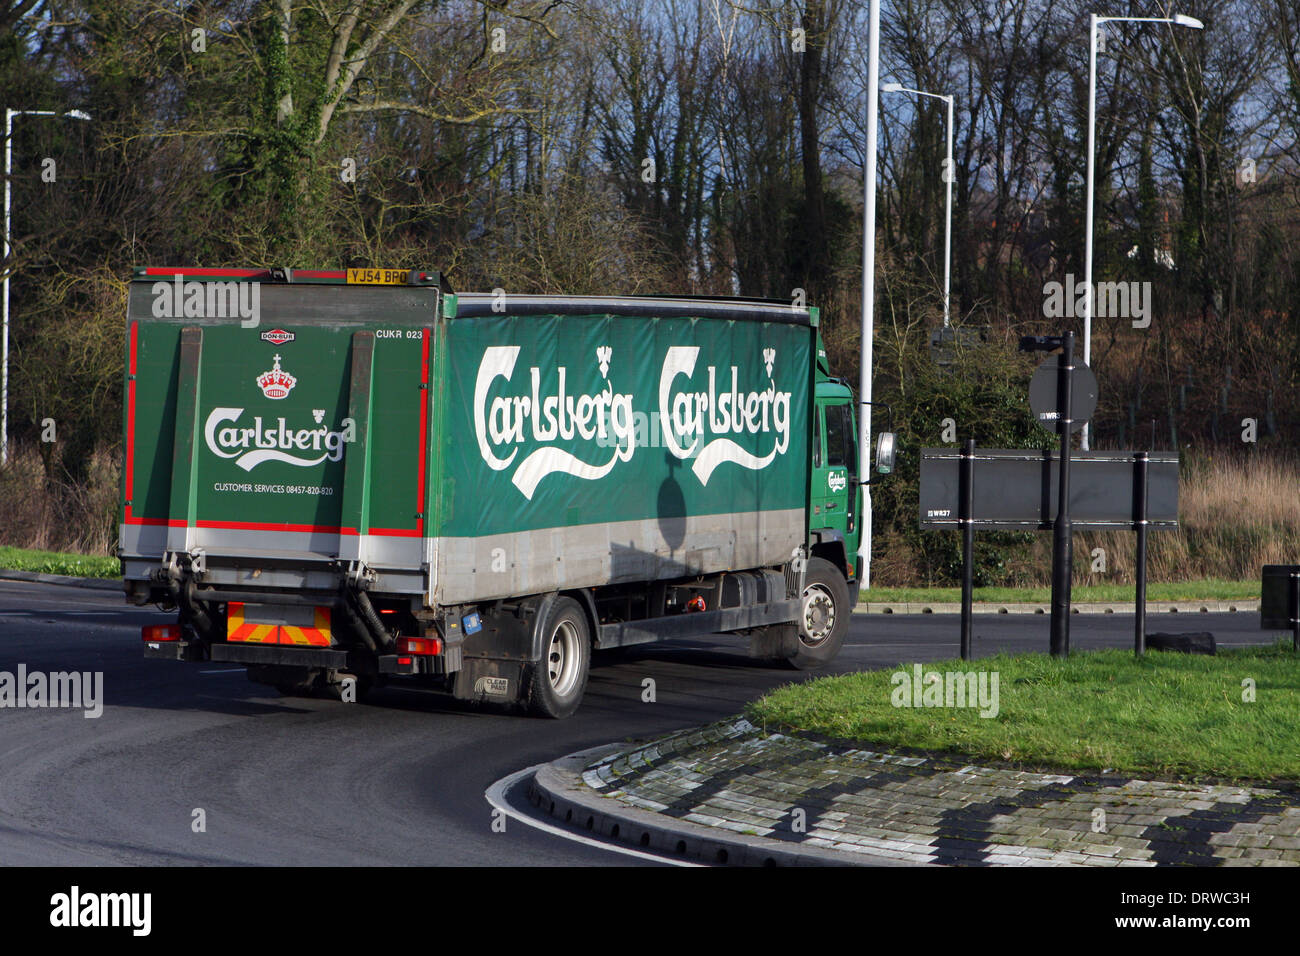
[786,557,850,670]
[525,597,591,719]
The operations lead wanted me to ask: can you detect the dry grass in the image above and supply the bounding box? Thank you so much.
[0,443,119,556]
[1179,452,1300,529]
[1063,451,1300,585]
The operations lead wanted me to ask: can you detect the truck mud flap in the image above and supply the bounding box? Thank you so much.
[209,643,350,668]
[450,658,525,704]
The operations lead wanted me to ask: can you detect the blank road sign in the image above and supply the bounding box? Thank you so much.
[919,448,1179,531]
[1028,355,1099,435]
[1260,565,1300,630]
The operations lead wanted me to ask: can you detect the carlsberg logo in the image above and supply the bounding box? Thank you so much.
[474,345,792,498]
[204,407,354,471]
[660,346,791,484]
[475,346,637,499]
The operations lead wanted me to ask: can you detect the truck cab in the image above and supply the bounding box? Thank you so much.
[808,341,863,599]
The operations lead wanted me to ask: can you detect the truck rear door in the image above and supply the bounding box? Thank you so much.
[119,268,439,597]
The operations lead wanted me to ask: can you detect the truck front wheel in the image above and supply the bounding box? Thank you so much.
[787,557,851,669]
[524,597,591,719]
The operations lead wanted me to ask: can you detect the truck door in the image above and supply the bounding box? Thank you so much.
[811,397,856,539]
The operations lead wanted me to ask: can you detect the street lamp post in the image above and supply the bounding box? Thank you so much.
[1081,13,1201,451]
[882,82,955,329]
[857,0,881,589]
[2,108,90,465]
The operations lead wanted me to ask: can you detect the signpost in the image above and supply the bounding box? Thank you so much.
[1027,332,1077,655]
[920,331,1179,659]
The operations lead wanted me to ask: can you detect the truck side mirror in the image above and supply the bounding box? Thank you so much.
[875,432,896,475]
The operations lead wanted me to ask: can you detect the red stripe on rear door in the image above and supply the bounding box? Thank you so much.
[416,328,430,535]
[124,321,138,518]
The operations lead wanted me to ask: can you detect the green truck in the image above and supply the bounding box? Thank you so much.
[124,267,890,717]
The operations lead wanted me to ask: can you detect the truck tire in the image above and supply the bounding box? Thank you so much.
[524,597,591,719]
[785,557,851,670]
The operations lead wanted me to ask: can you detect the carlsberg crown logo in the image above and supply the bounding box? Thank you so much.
[256,354,297,400]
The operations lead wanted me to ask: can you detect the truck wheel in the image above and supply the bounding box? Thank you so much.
[525,597,591,719]
[786,557,851,670]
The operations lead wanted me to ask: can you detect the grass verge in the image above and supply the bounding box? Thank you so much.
[747,644,1300,781]
[0,546,119,579]
[861,579,1259,605]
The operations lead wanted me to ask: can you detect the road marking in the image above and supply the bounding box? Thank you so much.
[484,765,698,867]
[847,644,953,651]
[0,609,121,617]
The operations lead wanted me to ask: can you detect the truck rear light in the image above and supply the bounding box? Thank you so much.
[686,595,706,613]
[396,636,442,656]
[142,624,181,642]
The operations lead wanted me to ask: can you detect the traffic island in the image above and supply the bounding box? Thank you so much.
[529,717,1300,866]
[530,644,1300,866]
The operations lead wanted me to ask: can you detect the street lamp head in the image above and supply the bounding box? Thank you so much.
[1172,14,1204,29]
[65,110,92,120]
[881,83,904,93]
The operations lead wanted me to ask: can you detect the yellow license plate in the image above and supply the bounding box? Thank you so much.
[347,268,409,285]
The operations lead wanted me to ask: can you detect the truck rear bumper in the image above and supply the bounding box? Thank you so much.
[210,644,351,668]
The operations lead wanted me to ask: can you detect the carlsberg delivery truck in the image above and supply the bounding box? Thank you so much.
[124,267,890,717]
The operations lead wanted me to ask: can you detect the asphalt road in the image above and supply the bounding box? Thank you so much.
[0,579,1282,866]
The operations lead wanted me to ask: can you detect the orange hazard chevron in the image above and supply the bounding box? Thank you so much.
[226,603,332,646]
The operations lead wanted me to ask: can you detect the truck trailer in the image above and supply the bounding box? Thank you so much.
[123,267,890,717]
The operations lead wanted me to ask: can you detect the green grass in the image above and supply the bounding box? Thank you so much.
[861,579,1259,605]
[0,546,119,579]
[747,644,1300,781]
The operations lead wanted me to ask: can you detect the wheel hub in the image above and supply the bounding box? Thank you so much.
[800,584,836,647]
[547,620,581,696]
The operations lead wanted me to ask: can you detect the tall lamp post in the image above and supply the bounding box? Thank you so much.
[2,108,91,465]
[857,0,881,589]
[1081,13,1201,450]
[882,83,955,329]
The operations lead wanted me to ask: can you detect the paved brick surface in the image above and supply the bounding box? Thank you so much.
[580,718,1300,866]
